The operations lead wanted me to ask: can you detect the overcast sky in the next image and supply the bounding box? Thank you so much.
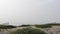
[0,0,60,25]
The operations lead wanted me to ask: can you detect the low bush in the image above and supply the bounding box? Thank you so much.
[11,28,46,34]
[20,24,31,27]
[0,25,16,29]
[46,23,60,26]
[35,25,52,28]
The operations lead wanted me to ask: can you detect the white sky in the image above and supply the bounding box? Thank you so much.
[0,0,60,25]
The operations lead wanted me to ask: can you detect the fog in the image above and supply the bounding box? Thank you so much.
[0,0,60,25]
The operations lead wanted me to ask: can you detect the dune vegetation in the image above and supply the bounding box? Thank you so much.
[0,25,16,29]
[11,28,46,34]
[35,23,60,28]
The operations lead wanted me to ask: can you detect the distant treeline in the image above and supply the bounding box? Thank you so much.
[19,24,31,27]
[0,25,16,29]
[0,23,60,29]
[35,23,60,28]
[18,23,60,28]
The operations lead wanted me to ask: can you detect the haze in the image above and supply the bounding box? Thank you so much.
[0,0,60,25]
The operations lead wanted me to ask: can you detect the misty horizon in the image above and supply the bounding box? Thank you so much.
[0,0,60,25]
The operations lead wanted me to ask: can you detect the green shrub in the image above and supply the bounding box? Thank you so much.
[0,25,16,29]
[11,28,46,34]
[20,24,31,27]
[35,25,52,28]
[46,23,60,26]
